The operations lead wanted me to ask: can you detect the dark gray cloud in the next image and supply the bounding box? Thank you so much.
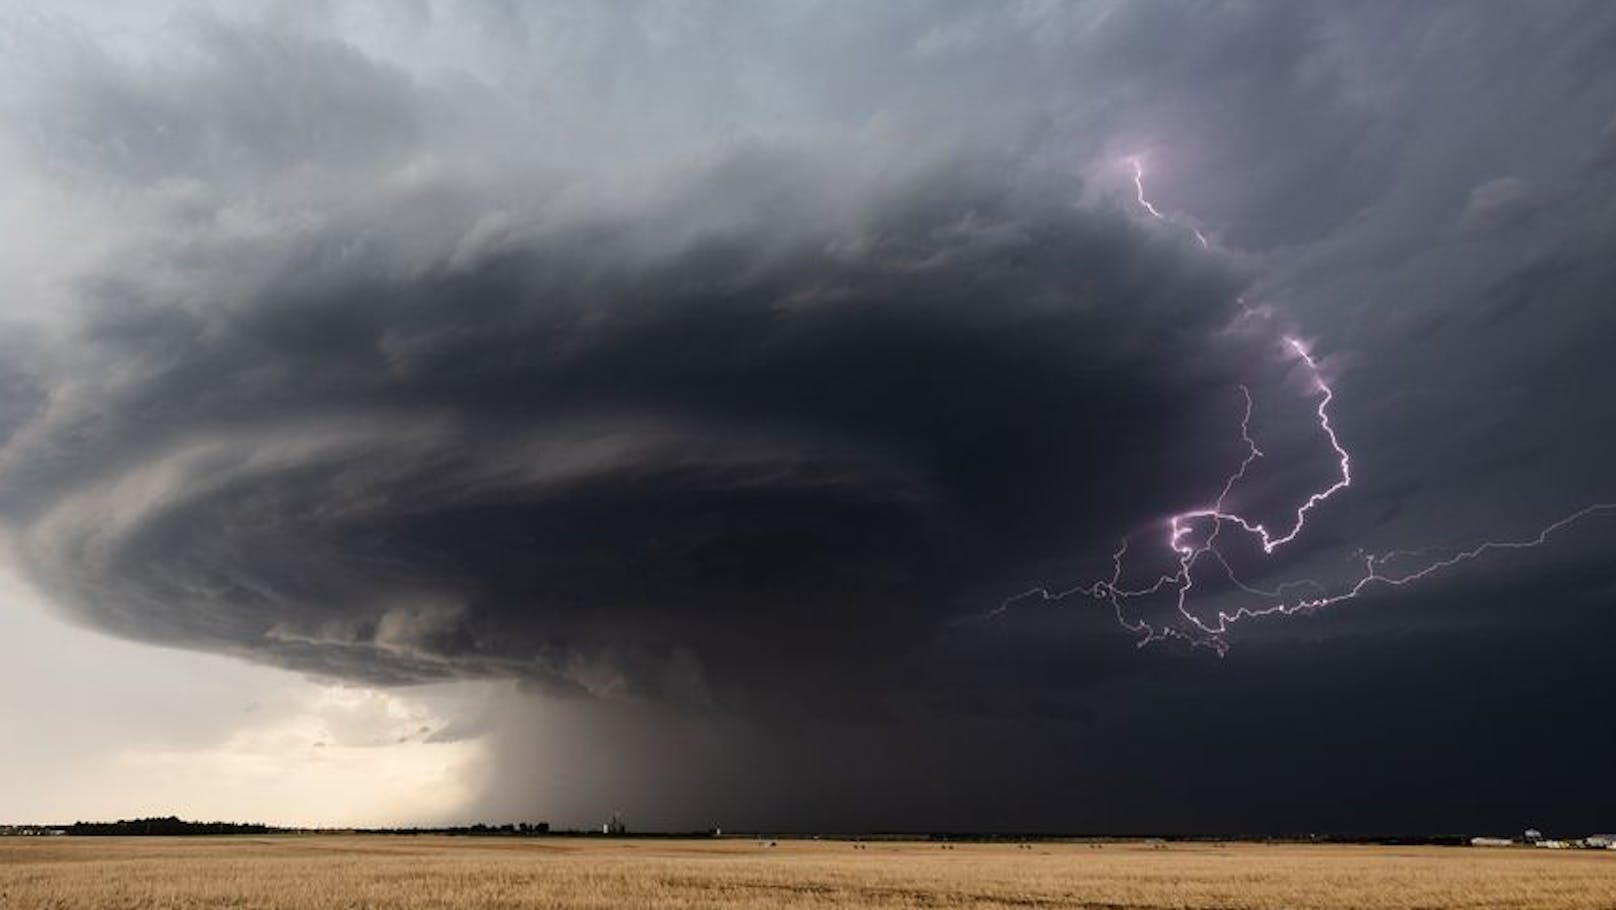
[3,1,1616,832]
[2,129,1258,703]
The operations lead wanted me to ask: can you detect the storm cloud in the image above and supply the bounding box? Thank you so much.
[0,8,1270,702]
[3,1,1616,832]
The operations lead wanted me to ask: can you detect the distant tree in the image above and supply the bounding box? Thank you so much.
[66,817,281,836]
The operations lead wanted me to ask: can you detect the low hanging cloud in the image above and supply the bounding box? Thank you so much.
[0,11,1285,715]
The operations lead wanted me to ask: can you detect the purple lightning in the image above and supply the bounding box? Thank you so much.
[1129,157,1166,219]
[992,157,1615,651]
[1169,337,1350,555]
[1130,156,1209,248]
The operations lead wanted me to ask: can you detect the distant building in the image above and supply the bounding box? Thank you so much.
[1470,837,1514,847]
[602,811,627,836]
[1524,828,1543,843]
[1585,835,1615,849]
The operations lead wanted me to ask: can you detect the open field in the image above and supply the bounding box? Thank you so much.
[3,836,1615,909]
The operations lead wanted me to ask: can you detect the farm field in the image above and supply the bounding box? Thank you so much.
[2,836,1615,909]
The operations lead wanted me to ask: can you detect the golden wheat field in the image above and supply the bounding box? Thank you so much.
[2,835,1615,910]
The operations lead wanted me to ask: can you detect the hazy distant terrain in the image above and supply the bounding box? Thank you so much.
[3,836,1613,909]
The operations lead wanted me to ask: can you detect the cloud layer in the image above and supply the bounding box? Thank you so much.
[0,10,1273,708]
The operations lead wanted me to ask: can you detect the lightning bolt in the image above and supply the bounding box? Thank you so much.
[993,157,1615,651]
[1130,156,1209,248]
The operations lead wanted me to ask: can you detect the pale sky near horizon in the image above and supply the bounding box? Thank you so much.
[1,565,490,826]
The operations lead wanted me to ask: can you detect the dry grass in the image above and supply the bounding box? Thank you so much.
[2,835,1614,909]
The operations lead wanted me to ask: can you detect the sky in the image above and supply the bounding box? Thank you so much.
[2,0,1615,835]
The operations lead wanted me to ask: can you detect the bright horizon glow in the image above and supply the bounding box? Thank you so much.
[0,569,491,827]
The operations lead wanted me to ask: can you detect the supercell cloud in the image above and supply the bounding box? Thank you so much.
[0,5,1261,704]
[2,1,1616,832]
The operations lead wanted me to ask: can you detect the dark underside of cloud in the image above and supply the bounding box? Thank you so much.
[4,145,1268,709]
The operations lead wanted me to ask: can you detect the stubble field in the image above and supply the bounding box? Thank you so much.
[2,835,1615,909]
